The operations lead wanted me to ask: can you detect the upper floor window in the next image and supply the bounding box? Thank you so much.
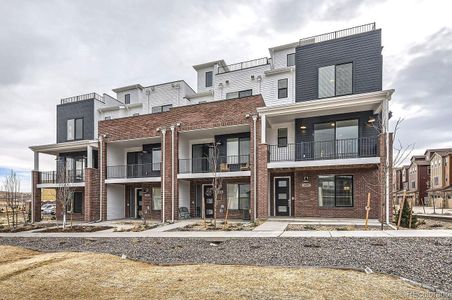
[318,63,353,98]
[277,128,288,147]
[278,79,288,99]
[67,118,83,141]
[287,53,295,67]
[124,94,131,104]
[152,148,161,171]
[205,71,213,87]
[226,89,252,99]
[152,104,172,113]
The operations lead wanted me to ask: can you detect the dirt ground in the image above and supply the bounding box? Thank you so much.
[40,225,113,233]
[416,218,452,230]
[177,221,257,231]
[286,224,388,231]
[0,246,443,300]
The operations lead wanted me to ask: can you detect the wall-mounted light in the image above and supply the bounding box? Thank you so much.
[367,116,376,126]
[300,124,307,130]
[330,122,335,127]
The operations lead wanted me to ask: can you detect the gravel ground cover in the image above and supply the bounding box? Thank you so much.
[0,237,451,295]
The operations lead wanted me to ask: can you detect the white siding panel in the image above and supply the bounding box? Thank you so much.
[107,185,125,220]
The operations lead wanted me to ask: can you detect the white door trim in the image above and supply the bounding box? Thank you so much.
[134,188,142,219]
[273,176,292,217]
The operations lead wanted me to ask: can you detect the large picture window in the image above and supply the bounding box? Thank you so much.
[318,63,353,98]
[227,184,250,210]
[313,119,358,159]
[227,137,250,165]
[318,175,353,207]
[67,118,83,141]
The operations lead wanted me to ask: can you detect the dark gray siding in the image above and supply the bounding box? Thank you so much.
[296,30,382,102]
[56,99,95,143]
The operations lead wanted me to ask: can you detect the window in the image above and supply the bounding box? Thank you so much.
[411,181,415,189]
[318,63,353,98]
[277,128,288,147]
[227,137,250,164]
[67,119,74,141]
[434,177,439,186]
[226,89,252,99]
[287,53,295,67]
[133,113,139,116]
[152,104,172,113]
[104,116,111,120]
[318,175,353,207]
[152,148,161,171]
[152,187,162,210]
[205,71,213,87]
[67,118,83,141]
[227,184,250,210]
[124,94,131,104]
[278,78,288,99]
[314,119,358,159]
[67,191,83,213]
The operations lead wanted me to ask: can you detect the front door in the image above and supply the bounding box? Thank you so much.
[135,188,143,218]
[275,178,290,216]
[203,184,214,218]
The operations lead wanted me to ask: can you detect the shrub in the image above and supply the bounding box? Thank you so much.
[394,200,418,228]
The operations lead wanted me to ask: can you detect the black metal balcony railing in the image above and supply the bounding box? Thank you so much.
[217,57,270,74]
[179,155,251,174]
[39,170,85,184]
[268,138,378,162]
[60,92,104,105]
[106,163,161,179]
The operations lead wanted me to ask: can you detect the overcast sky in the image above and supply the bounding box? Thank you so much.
[1,0,451,191]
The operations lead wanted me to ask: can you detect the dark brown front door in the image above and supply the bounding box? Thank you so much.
[275,178,290,216]
[203,184,214,218]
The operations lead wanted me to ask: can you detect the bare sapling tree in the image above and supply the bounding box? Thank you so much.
[2,170,21,228]
[56,160,75,229]
[208,141,224,229]
[363,117,414,229]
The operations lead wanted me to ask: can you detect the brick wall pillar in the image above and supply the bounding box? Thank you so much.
[84,168,100,222]
[161,129,173,222]
[31,170,41,222]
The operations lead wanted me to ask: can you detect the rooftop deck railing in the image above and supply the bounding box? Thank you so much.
[106,163,161,179]
[60,92,104,104]
[217,57,270,74]
[268,137,378,162]
[299,23,376,46]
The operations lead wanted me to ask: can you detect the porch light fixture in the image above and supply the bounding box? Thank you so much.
[367,116,376,126]
[330,123,335,127]
[300,124,307,130]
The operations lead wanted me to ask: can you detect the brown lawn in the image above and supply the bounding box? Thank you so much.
[0,246,443,300]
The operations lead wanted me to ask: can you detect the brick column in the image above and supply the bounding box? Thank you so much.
[84,168,100,222]
[162,129,173,222]
[31,170,41,222]
[253,116,268,220]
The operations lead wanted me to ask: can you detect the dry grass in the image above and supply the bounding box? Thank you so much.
[286,224,387,231]
[40,226,113,233]
[113,224,159,232]
[177,221,258,231]
[0,246,443,300]
[416,218,452,230]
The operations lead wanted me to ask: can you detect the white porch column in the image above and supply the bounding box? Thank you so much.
[33,151,39,171]
[382,98,390,224]
[252,115,258,221]
[87,145,93,168]
[161,128,167,223]
[260,113,266,144]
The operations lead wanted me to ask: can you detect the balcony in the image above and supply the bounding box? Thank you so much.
[39,169,85,184]
[179,155,251,174]
[106,163,161,179]
[268,137,378,163]
[217,57,270,74]
[60,92,104,105]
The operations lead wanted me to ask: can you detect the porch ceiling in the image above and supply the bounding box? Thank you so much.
[29,140,98,156]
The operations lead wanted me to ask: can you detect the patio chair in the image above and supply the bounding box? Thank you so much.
[179,207,190,219]
[220,163,230,172]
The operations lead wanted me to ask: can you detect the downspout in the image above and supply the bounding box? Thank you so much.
[161,128,167,223]
[384,99,390,225]
[171,125,175,222]
[252,115,258,221]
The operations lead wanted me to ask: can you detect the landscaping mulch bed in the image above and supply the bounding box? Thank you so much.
[1,237,451,294]
[40,226,113,233]
[175,221,257,231]
[415,218,452,230]
[286,224,388,231]
[113,224,159,232]
[0,223,52,233]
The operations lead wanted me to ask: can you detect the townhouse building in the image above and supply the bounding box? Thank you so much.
[405,156,429,205]
[30,23,394,223]
[426,149,452,208]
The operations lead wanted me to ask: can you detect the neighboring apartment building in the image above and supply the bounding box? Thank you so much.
[426,149,452,208]
[30,23,394,223]
[406,156,429,205]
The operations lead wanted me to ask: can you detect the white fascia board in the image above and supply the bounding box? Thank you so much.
[264,67,294,76]
[267,157,380,169]
[105,177,161,184]
[178,171,251,180]
[37,182,86,189]
[257,90,395,117]
[30,140,98,154]
[97,102,142,113]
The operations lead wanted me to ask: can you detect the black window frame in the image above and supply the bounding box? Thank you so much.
[152,104,172,113]
[205,71,213,87]
[67,191,83,213]
[287,53,295,67]
[67,117,84,141]
[238,89,252,98]
[277,128,288,148]
[227,183,250,210]
[318,175,354,207]
[318,62,353,99]
[124,94,131,104]
[278,78,288,99]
